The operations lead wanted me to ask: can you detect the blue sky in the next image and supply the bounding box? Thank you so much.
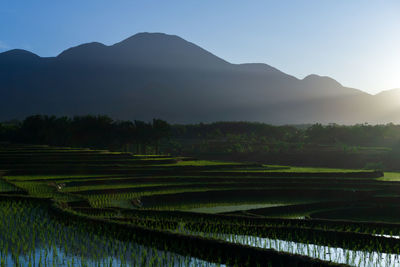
[1,0,399,94]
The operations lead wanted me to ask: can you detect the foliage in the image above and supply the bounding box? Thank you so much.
[0,115,170,154]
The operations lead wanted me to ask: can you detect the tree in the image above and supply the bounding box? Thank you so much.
[134,120,152,154]
[151,119,171,154]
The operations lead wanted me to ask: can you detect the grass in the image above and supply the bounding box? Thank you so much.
[4,174,118,181]
[377,172,400,181]
[11,181,80,201]
[0,179,20,192]
[86,186,288,208]
[187,203,286,214]
[272,166,368,172]
[61,181,251,193]
[152,160,244,167]
[224,165,368,173]
[310,207,400,223]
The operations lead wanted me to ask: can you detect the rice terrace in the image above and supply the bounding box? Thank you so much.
[0,142,400,266]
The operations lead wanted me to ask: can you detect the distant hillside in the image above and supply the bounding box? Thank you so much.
[0,32,398,124]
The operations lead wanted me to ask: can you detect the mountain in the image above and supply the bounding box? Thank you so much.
[0,32,398,124]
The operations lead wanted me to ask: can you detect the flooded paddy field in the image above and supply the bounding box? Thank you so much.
[1,143,400,266]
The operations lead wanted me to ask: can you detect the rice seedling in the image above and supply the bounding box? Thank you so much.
[1,143,399,266]
[0,199,223,267]
[0,179,20,193]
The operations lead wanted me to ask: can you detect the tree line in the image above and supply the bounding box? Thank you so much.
[3,116,400,155]
[171,122,400,147]
[0,115,170,154]
[163,122,400,170]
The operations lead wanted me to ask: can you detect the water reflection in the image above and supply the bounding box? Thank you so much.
[0,200,220,267]
[213,233,400,267]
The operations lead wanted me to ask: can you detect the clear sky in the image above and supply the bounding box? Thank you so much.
[1,0,399,94]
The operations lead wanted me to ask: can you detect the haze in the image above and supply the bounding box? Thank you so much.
[1,0,399,94]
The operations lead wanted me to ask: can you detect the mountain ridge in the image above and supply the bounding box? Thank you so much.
[0,32,398,124]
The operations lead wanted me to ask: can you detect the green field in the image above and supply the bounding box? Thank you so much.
[188,203,285,214]
[1,143,400,266]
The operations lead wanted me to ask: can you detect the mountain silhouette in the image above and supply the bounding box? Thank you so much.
[0,32,398,124]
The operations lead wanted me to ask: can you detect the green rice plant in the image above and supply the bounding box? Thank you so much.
[0,179,20,193]
[0,199,220,267]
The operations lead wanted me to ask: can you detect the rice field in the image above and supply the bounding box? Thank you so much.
[0,143,400,266]
[0,199,221,267]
